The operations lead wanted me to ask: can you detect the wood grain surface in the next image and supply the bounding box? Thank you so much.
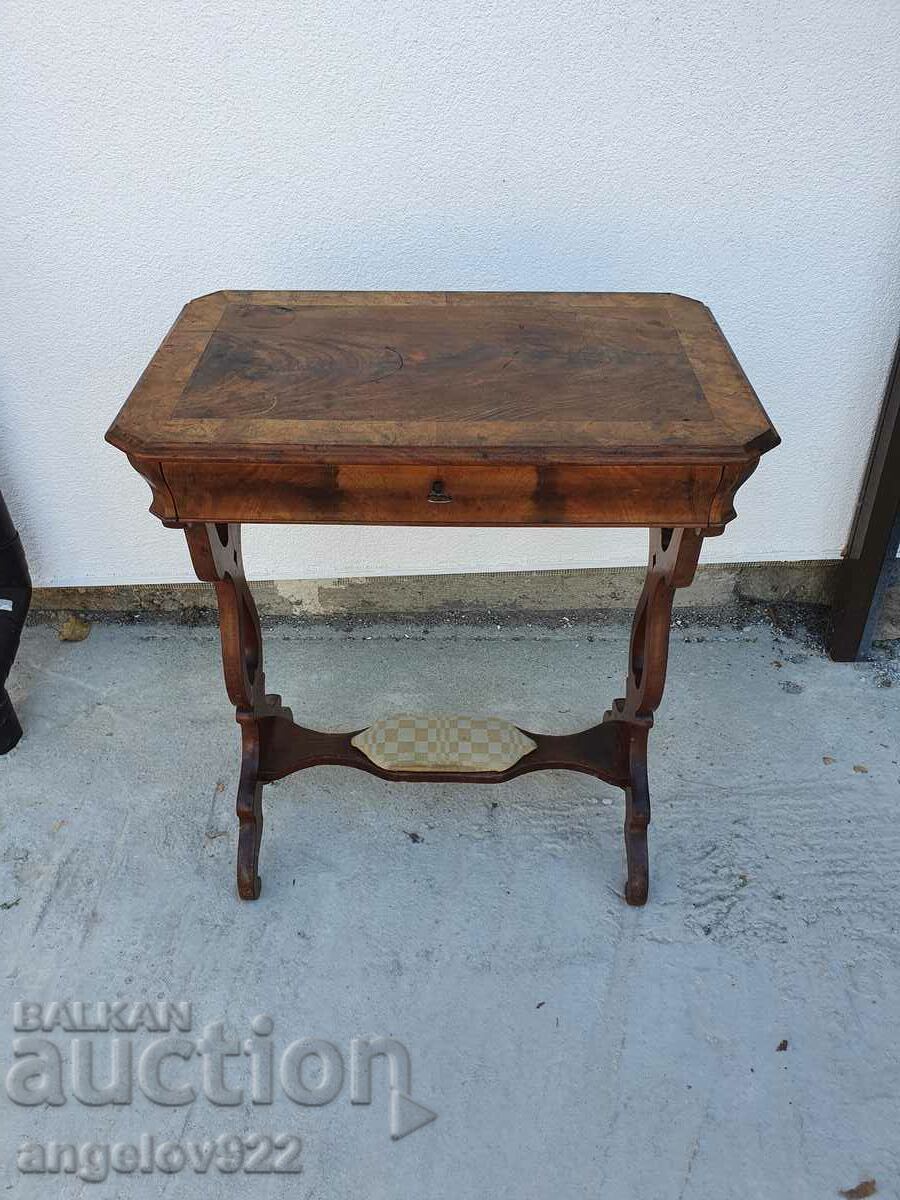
[157,461,739,528]
[106,291,779,466]
[105,295,781,904]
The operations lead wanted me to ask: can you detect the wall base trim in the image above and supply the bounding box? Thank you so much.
[30,559,900,640]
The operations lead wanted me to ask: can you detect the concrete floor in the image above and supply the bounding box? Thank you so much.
[2,615,899,1198]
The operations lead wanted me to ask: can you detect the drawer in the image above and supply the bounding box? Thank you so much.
[150,460,740,528]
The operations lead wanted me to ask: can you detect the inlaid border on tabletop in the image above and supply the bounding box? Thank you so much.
[106,291,779,466]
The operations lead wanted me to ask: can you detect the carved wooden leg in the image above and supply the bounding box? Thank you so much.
[184,522,292,899]
[605,527,703,905]
[623,725,651,905]
[236,722,264,900]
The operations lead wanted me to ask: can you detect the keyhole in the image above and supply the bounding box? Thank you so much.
[427,480,452,503]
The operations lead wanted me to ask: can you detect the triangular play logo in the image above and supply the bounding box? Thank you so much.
[389,1088,438,1140]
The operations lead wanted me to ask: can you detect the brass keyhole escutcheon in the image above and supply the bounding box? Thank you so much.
[427,479,452,503]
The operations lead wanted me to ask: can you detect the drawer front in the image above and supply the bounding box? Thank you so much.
[157,461,734,528]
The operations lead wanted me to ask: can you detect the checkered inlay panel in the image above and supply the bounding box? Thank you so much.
[351,714,537,773]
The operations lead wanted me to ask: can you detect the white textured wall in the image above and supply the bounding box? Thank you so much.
[2,1,898,587]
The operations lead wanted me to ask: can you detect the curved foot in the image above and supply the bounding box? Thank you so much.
[236,723,264,901]
[236,773,263,900]
[624,840,649,906]
[237,865,262,901]
[623,732,650,906]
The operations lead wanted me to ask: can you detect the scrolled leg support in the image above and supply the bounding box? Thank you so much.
[185,522,291,900]
[605,527,703,905]
[236,721,264,900]
[184,520,702,906]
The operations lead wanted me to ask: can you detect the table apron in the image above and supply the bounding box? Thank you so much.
[138,459,754,529]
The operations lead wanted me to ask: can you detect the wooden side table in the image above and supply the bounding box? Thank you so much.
[106,291,779,904]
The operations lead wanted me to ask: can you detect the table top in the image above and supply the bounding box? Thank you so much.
[106,291,779,466]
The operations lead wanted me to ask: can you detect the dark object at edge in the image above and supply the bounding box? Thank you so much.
[0,491,31,752]
[830,331,900,660]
